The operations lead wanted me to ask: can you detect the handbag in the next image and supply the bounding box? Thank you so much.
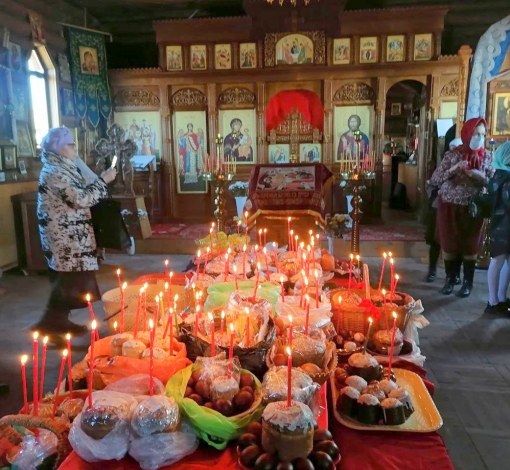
[90,197,132,250]
[468,191,492,219]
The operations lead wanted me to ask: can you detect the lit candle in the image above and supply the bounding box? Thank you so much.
[295,235,299,255]
[203,248,210,275]
[113,321,118,333]
[263,247,269,273]
[88,320,97,408]
[280,276,285,302]
[149,319,155,396]
[66,333,73,399]
[356,254,361,274]
[258,228,262,246]
[288,315,293,347]
[116,268,122,292]
[208,312,215,357]
[52,350,67,417]
[32,332,39,416]
[224,252,229,277]
[253,263,261,297]
[155,295,161,335]
[86,294,99,340]
[242,244,247,279]
[39,336,48,400]
[272,242,278,270]
[378,252,387,291]
[335,296,342,332]
[196,250,201,280]
[142,287,148,332]
[314,269,319,308]
[287,217,292,248]
[244,307,251,348]
[263,228,267,246]
[134,287,142,338]
[290,230,294,252]
[120,282,127,334]
[348,254,354,291]
[392,274,400,300]
[286,346,292,407]
[220,311,225,335]
[164,259,169,277]
[209,228,213,251]
[387,312,398,380]
[173,294,179,335]
[194,305,200,336]
[363,317,373,353]
[390,258,395,293]
[305,295,310,335]
[21,355,28,414]
[233,265,239,290]
[169,310,174,354]
[229,323,235,361]
[237,220,241,234]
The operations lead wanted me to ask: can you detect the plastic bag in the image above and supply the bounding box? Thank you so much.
[11,429,57,470]
[105,374,165,401]
[166,364,263,449]
[131,395,180,438]
[69,390,138,462]
[275,295,332,330]
[129,421,199,470]
[261,366,319,407]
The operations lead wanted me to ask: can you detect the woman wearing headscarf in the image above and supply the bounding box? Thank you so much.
[485,142,510,314]
[430,118,494,297]
[33,127,117,338]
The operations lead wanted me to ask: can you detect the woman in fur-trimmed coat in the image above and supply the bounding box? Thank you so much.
[33,127,116,340]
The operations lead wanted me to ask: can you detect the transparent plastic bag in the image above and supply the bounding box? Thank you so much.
[10,429,58,470]
[69,390,138,462]
[131,395,180,438]
[195,353,241,385]
[275,295,332,330]
[105,374,165,400]
[129,421,199,470]
[262,366,319,406]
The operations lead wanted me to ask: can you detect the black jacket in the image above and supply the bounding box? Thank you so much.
[488,169,510,256]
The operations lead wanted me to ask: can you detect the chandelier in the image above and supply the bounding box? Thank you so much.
[266,0,314,5]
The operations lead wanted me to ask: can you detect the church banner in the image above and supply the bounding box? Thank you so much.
[67,27,111,127]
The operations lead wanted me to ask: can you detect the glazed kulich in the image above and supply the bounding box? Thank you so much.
[347,352,381,382]
[131,395,180,437]
[380,397,406,425]
[356,393,381,425]
[110,333,134,357]
[261,400,315,462]
[371,328,404,356]
[337,386,360,417]
[122,339,146,359]
[210,375,239,402]
[262,366,317,406]
[389,387,414,417]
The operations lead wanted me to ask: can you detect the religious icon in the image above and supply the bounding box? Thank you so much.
[190,45,207,71]
[220,109,257,164]
[386,35,405,62]
[360,37,378,64]
[299,144,321,163]
[390,103,402,116]
[16,122,35,157]
[28,12,45,44]
[491,93,510,136]
[174,110,208,194]
[2,145,17,170]
[256,166,316,191]
[8,43,22,72]
[79,46,99,75]
[333,38,350,65]
[334,105,373,162]
[276,34,314,65]
[240,43,257,69]
[166,46,183,71]
[114,111,161,161]
[215,44,232,69]
[268,144,290,164]
[413,34,433,61]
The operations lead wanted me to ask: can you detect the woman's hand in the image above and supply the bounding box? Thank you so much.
[465,169,486,182]
[101,168,117,184]
[450,160,468,173]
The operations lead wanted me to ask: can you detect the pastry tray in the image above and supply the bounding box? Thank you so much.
[331,368,443,432]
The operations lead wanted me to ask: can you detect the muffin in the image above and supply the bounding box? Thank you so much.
[261,400,315,462]
[356,394,381,425]
[122,339,146,359]
[378,378,398,396]
[110,333,134,357]
[347,353,381,382]
[361,384,386,402]
[210,375,240,402]
[344,375,367,392]
[389,387,414,418]
[371,329,404,356]
[131,395,180,437]
[338,386,360,417]
[380,398,406,425]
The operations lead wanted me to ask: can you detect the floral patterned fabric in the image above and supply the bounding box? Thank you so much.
[37,151,109,272]
[430,148,494,206]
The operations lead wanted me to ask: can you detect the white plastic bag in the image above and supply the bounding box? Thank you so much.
[11,430,57,470]
[129,421,199,470]
[105,374,165,401]
[403,299,429,346]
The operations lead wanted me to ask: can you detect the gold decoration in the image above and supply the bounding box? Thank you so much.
[264,31,326,67]
[218,87,256,107]
[440,78,459,97]
[114,89,160,108]
[171,87,207,107]
[266,0,314,5]
[495,81,510,89]
[333,83,375,103]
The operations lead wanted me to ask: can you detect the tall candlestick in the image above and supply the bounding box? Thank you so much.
[113,321,118,333]
[288,315,293,347]
[295,235,299,255]
[272,242,278,270]
[32,332,39,416]
[348,254,354,291]
[237,220,241,234]
[208,312,215,357]
[169,311,174,354]
[290,230,294,252]
[209,228,214,252]
[86,294,99,340]
[39,336,48,400]
[286,347,292,407]
[387,312,398,380]
[245,307,251,348]
[164,259,169,277]
[66,334,73,399]
[363,317,373,353]
[378,252,387,291]
[52,350,67,417]
[280,276,285,302]
[253,263,261,297]
[149,319,155,396]
[242,244,247,279]
[155,295,161,335]
[88,320,97,407]
[224,252,229,277]
[356,254,361,275]
[173,294,179,335]
[263,247,269,273]
[21,355,28,414]
[305,295,310,335]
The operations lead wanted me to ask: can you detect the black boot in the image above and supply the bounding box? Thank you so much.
[454,258,462,285]
[426,265,436,282]
[441,260,456,295]
[458,260,476,298]
[426,243,440,282]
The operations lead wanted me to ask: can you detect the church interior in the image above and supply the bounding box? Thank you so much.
[1,1,510,469]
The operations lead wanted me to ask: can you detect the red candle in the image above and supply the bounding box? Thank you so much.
[164,259,169,277]
[392,274,400,300]
[196,249,201,280]
[288,315,293,347]
[294,235,299,254]
[66,334,73,399]
[244,307,251,348]
[134,287,142,338]
[356,255,361,274]
[88,320,97,407]
[280,276,285,302]
[387,312,398,380]
[237,220,241,234]
[21,355,28,414]
[287,217,291,248]
[149,319,155,396]
[286,347,292,407]
[378,252,387,291]
[348,254,354,291]
[258,228,262,246]
[114,321,118,333]
[263,247,269,273]
[142,287,147,333]
[86,294,99,340]
[389,258,395,294]
[208,312,215,357]
[224,252,229,277]
[242,244,247,280]
[52,350,67,417]
[39,336,48,400]
[154,296,160,336]
[173,294,179,336]
[272,242,278,270]
[116,268,122,292]
[335,296,342,332]
[253,263,260,297]
[304,295,310,335]
[169,313,174,355]
[204,248,210,275]
[229,323,235,361]
[220,311,225,335]
[233,266,239,290]
[32,332,39,416]
[290,230,294,252]
[194,305,200,336]
[244,211,249,239]
[264,228,267,246]
[120,282,127,334]
[314,269,320,308]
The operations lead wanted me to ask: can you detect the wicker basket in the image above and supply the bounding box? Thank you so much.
[0,415,72,469]
[330,288,414,335]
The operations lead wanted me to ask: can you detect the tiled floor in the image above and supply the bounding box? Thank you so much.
[0,253,509,469]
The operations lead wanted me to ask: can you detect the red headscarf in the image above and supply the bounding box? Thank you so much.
[458,117,487,170]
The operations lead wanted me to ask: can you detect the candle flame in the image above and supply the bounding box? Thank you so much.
[233,265,237,273]
[305,293,309,301]
[208,312,213,321]
[301,269,306,277]
[62,349,68,358]
[122,282,127,290]
[390,258,394,265]
[212,222,215,228]
[286,346,291,356]
[255,244,259,251]
[393,311,397,319]
[245,211,249,218]
[368,317,373,324]
[356,255,360,261]
[263,247,267,254]
[221,311,225,319]
[382,288,386,295]
[395,274,400,280]
[144,283,148,289]
[338,295,342,303]
[114,321,118,329]
[244,307,250,315]
[257,262,260,269]
[116,269,120,275]
[21,355,28,365]
[174,294,179,301]
[288,315,293,324]
[192,283,196,289]
[198,249,201,257]
[91,320,97,330]
[165,282,169,290]
[290,229,294,236]
[304,277,309,286]
[155,295,159,302]
[43,336,48,345]
[230,323,234,332]
[264,228,267,233]
[196,304,201,313]
[273,242,276,248]
[309,230,313,236]
[383,252,387,258]
[86,293,91,302]
[225,253,229,261]
[165,260,169,266]
[295,235,298,241]
[315,269,319,278]
[66,333,71,341]
[350,253,354,260]
[228,247,231,254]
[140,287,144,294]
[316,234,320,240]
[237,220,241,226]
[206,247,210,254]
[32,331,39,341]
[209,228,213,234]
[149,319,154,330]
[259,229,262,234]
[280,276,284,283]
[388,251,393,257]
[243,244,247,251]
[288,216,291,222]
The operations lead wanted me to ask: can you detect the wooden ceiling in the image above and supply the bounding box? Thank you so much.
[65,0,510,68]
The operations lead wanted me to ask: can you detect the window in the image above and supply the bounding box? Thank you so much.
[28,47,58,146]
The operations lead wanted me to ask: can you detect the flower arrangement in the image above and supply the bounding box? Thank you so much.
[325,213,352,238]
[228,181,249,197]
[121,209,148,227]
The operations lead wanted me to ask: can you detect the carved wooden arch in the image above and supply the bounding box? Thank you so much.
[440,78,459,97]
[114,89,160,108]
[170,87,207,108]
[384,76,427,95]
[218,87,256,108]
[333,82,376,104]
